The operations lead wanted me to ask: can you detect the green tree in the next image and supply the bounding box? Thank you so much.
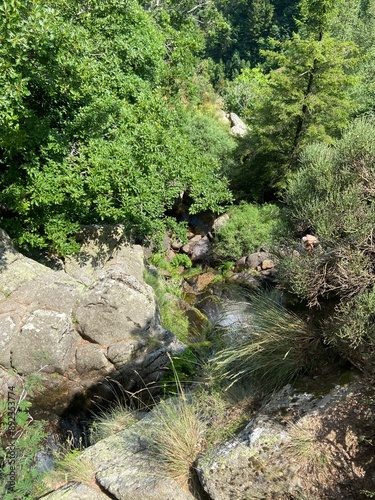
[226,0,359,200]
[0,0,235,254]
[206,0,299,78]
[331,0,375,116]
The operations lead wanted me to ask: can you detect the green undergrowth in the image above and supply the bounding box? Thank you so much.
[0,371,47,500]
[213,202,280,261]
[144,266,190,343]
[144,258,216,353]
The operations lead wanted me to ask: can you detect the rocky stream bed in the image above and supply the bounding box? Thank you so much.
[1,223,374,499]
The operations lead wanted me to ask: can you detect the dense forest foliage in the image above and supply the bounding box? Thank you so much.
[1,0,374,253]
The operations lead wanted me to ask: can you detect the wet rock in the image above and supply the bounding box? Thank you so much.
[191,236,211,263]
[184,271,218,293]
[183,308,207,331]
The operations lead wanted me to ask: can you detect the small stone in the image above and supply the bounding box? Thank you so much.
[171,241,183,250]
[261,259,274,270]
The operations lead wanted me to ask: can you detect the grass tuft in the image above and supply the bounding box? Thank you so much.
[210,290,322,393]
[142,358,207,489]
[89,403,140,444]
[148,396,206,488]
[286,419,332,477]
[42,447,97,492]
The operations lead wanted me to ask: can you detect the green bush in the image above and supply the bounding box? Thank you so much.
[333,287,375,349]
[278,116,375,308]
[322,286,375,370]
[278,246,375,308]
[171,254,192,269]
[213,202,280,261]
[0,0,235,255]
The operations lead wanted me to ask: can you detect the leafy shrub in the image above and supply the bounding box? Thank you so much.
[171,253,192,269]
[0,0,235,255]
[148,253,173,272]
[221,67,270,121]
[210,291,322,393]
[333,286,375,349]
[321,286,375,371]
[213,202,280,261]
[278,246,375,308]
[0,373,47,500]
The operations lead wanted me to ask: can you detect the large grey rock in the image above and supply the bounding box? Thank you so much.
[197,376,374,499]
[0,227,184,417]
[11,309,80,375]
[82,408,194,500]
[228,112,248,137]
[74,270,159,346]
[63,224,144,285]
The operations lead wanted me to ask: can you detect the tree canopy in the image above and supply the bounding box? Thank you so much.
[0,0,374,253]
[0,0,235,253]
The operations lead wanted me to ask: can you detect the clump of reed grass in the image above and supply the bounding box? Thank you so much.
[144,359,206,489]
[210,290,322,393]
[89,403,140,444]
[148,396,206,488]
[42,439,97,492]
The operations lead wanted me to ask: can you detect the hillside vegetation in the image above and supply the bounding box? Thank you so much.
[1,1,375,497]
